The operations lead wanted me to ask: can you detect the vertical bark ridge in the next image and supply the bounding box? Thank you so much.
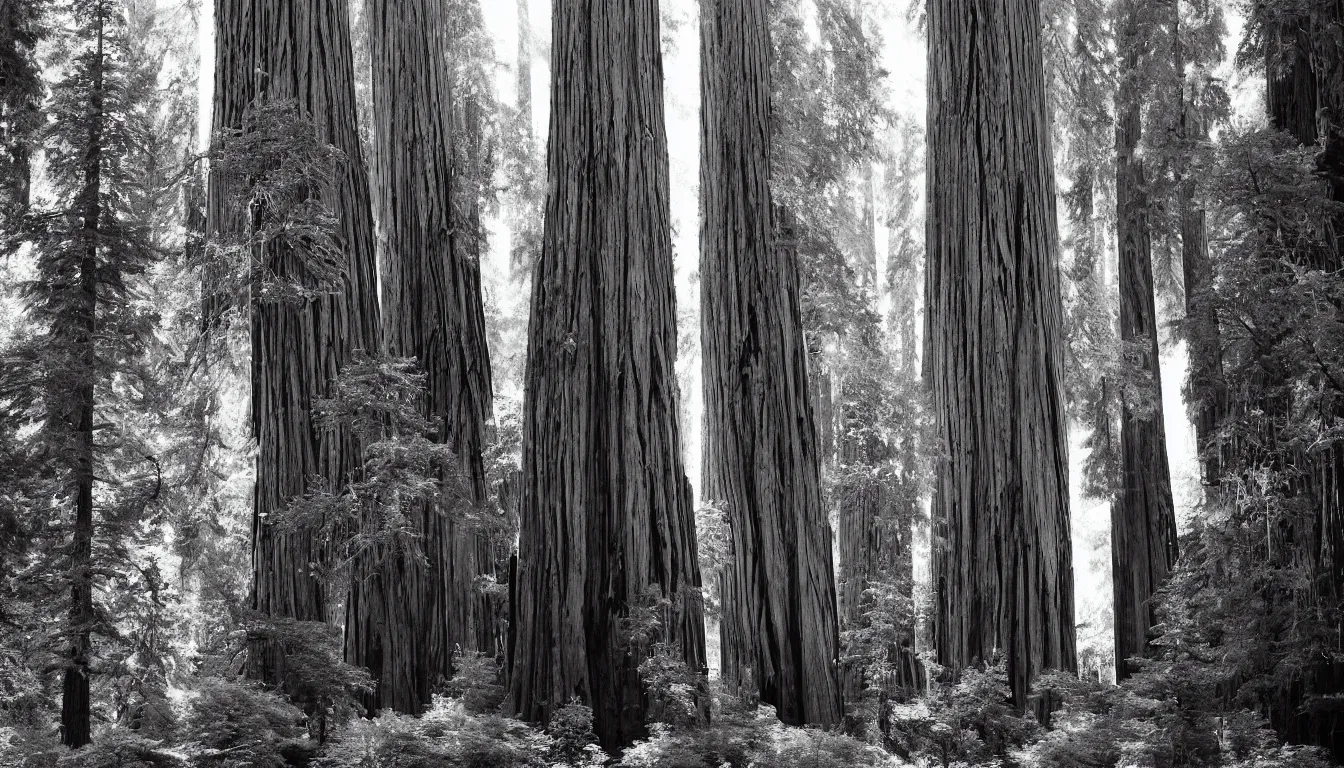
[1175,25,1225,489]
[1255,8,1344,756]
[925,0,1077,714]
[700,0,843,727]
[347,0,496,716]
[209,0,380,685]
[508,0,706,752]
[1112,0,1178,682]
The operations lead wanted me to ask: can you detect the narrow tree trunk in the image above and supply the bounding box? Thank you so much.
[1112,0,1178,682]
[0,0,42,220]
[506,0,540,283]
[700,0,842,727]
[514,0,533,152]
[508,0,706,752]
[925,0,1077,714]
[209,0,380,687]
[60,10,104,749]
[346,0,496,716]
[860,163,878,291]
[1174,27,1225,489]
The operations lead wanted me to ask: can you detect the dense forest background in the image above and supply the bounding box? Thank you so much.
[0,0,1342,766]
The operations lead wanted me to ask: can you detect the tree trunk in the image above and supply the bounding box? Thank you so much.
[345,0,496,716]
[0,0,42,221]
[700,0,843,727]
[1175,22,1225,490]
[514,0,533,160]
[507,0,706,752]
[60,9,104,749]
[925,0,1076,714]
[1260,8,1344,758]
[209,0,380,687]
[1112,0,1178,683]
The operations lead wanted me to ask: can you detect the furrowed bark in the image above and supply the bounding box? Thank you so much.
[925,0,1077,714]
[1112,0,1178,682]
[347,0,496,716]
[1258,8,1344,757]
[700,0,843,727]
[209,0,380,686]
[1175,23,1225,489]
[60,8,104,749]
[508,0,706,752]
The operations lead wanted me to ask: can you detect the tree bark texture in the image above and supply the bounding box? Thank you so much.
[700,0,843,727]
[1175,31,1225,489]
[60,11,104,749]
[209,0,380,685]
[507,0,706,752]
[925,0,1077,712]
[1112,1,1178,682]
[1259,9,1344,757]
[345,0,496,716]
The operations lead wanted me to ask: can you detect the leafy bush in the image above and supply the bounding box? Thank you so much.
[443,652,506,714]
[55,730,183,768]
[621,702,898,768]
[180,678,314,768]
[885,661,1037,767]
[314,695,602,768]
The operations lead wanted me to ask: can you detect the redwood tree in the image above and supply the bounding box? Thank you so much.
[507,0,706,752]
[700,0,843,727]
[925,0,1077,713]
[343,0,496,716]
[1112,0,1178,682]
[208,0,380,685]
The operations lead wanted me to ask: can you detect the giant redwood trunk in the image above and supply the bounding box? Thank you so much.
[925,0,1077,713]
[507,0,706,752]
[345,0,495,715]
[209,0,380,686]
[1259,8,1344,757]
[1112,1,1178,682]
[700,0,843,727]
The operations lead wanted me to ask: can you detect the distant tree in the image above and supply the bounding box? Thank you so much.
[1173,2,1229,491]
[508,0,706,752]
[1111,0,1179,682]
[0,0,46,222]
[924,0,1077,715]
[700,0,843,727]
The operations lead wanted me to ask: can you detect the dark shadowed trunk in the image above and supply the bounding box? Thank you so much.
[209,0,380,687]
[925,0,1077,715]
[700,0,843,727]
[1175,24,1225,489]
[1258,8,1344,757]
[1112,0,1178,682]
[507,0,706,753]
[346,0,495,716]
[59,8,104,750]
